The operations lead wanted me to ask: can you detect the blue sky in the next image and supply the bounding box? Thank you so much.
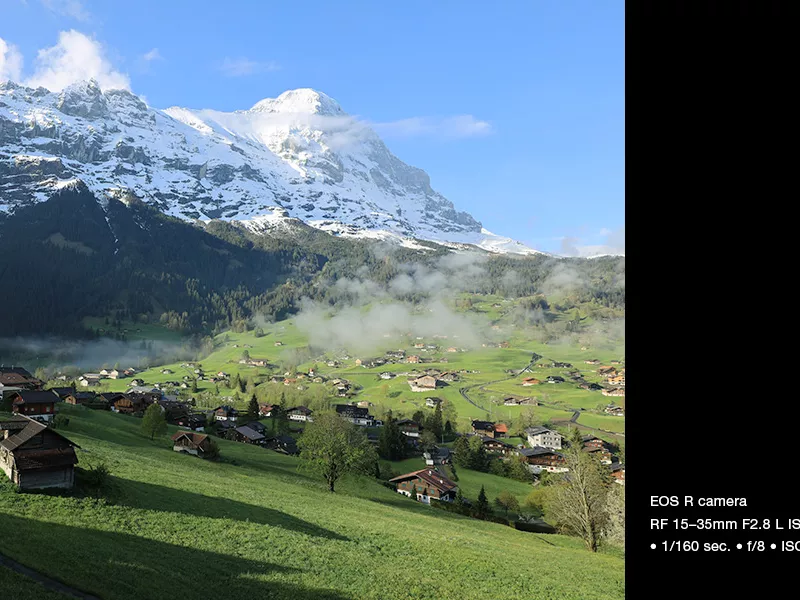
[1,0,624,255]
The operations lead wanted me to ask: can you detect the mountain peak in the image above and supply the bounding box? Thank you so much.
[249,88,345,116]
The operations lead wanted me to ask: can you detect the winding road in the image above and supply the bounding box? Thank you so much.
[459,352,625,439]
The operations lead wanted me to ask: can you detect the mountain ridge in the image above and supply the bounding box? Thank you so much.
[0,78,545,255]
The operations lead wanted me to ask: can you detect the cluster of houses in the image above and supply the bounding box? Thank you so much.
[452,419,625,484]
[520,360,626,402]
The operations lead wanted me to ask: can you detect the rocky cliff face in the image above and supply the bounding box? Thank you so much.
[0,80,538,253]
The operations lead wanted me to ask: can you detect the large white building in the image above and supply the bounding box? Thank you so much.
[525,426,563,450]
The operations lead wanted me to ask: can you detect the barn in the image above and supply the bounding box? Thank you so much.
[0,415,80,490]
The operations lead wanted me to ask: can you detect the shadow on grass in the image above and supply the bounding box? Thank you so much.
[0,514,348,600]
[104,476,349,541]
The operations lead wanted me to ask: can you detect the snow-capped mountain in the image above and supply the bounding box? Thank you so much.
[0,79,540,254]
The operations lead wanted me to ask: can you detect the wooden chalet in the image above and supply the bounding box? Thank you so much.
[230,425,266,445]
[287,406,313,422]
[475,435,514,455]
[423,447,452,466]
[0,416,79,490]
[259,404,275,417]
[213,405,239,421]
[269,435,298,455]
[49,386,76,401]
[396,419,422,438]
[610,463,625,485]
[175,413,207,431]
[408,375,438,392]
[334,404,374,426]
[602,388,625,398]
[521,377,540,386]
[518,447,568,473]
[10,391,58,422]
[171,431,214,457]
[471,420,497,438]
[113,393,155,415]
[389,468,458,504]
[0,366,43,392]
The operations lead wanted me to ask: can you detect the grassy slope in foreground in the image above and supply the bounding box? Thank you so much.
[0,409,624,600]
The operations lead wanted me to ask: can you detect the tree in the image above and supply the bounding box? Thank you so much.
[507,454,534,482]
[545,428,610,552]
[191,379,198,393]
[603,484,625,551]
[474,485,490,519]
[378,411,406,460]
[494,490,520,516]
[419,430,438,455]
[297,411,377,492]
[449,463,459,482]
[455,487,465,506]
[207,438,221,459]
[453,435,471,468]
[410,483,419,501]
[141,403,167,440]
[517,406,536,434]
[246,394,260,422]
[231,373,241,391]
[428,403,443,441]
[467,435,489,471]
[412,409,425,425]
[276,391,290,435]
[241,349,251,362]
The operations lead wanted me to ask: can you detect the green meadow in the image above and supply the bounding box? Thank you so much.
[0,407,624,600]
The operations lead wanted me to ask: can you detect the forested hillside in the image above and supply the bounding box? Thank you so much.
[0,186,624,338]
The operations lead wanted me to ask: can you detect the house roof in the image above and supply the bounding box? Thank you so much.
[519,446,561,458]
[389,468,458,494]
[494,423,508,433]
[11,391,57,405]
[288,406,312,415]
[171,431,209,446]
[234,425,266,441]
[471,420,495,430]
[49,387,75,396]
[335,404,370,418]
[0,417,80,452]
[525,426,557,437]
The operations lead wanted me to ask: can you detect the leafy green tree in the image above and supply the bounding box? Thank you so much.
[449,463,459,482]
[474,485,490,519]
[297,411,378,492]
[419,430,438,455]
[455,487,465,506]
[412,410,425,425]
[494,490,520,516]
[507,454,534,482]
[545,427,610,552]
[191,379,198,393]
[241,349,251,362]
[141,403,167,440]
[230,373,241,392]
[410,483,419,501]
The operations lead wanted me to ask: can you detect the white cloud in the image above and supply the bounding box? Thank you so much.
[215,57,281,77]
[40,0,91,22]
[558,226,625,258]
[373,115,493,139]
[25,30,130,92]
[142,48,162,62]
[0,38,24,82]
